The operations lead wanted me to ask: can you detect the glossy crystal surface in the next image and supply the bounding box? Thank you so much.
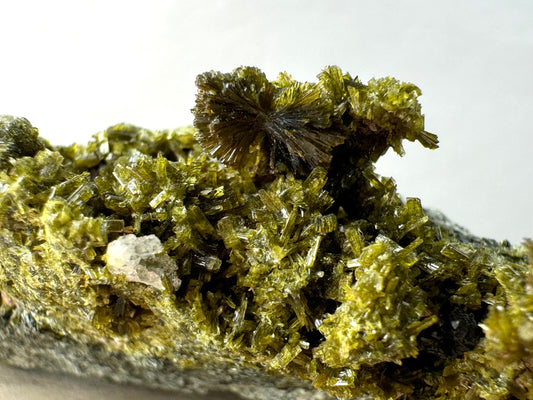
[0,67,531,400]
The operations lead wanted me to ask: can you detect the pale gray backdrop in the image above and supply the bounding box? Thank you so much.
[0,0,532,398]
[1,0,532,244]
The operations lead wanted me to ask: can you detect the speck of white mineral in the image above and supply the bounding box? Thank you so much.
[106,234,180,291]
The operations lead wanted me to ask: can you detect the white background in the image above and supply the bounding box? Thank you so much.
[0,2,532,398]
[1,0,532,244]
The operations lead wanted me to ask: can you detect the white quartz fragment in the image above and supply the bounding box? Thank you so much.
[106,234,180,291]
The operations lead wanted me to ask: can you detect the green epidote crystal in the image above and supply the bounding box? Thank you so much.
[0,67,531,400]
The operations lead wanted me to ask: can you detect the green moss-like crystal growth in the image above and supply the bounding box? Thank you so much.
[0,67,531,400]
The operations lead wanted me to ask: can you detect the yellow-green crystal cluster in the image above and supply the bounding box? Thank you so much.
[0,67,532,400]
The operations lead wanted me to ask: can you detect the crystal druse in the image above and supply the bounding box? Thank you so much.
[0,67,532,400]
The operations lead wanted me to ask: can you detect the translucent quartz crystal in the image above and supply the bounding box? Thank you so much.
[0,67,531,400]
[106,234,180,291]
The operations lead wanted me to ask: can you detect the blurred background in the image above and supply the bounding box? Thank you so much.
[0,1,532,398]
[1,0,532,244]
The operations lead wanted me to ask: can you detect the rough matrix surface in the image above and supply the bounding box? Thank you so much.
[0,67,532,400]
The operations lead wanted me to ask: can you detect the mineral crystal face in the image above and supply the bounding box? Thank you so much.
[106,234,181,291]
[0,67,532,400]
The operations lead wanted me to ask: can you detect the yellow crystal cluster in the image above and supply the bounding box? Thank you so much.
[0,68,531,399]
